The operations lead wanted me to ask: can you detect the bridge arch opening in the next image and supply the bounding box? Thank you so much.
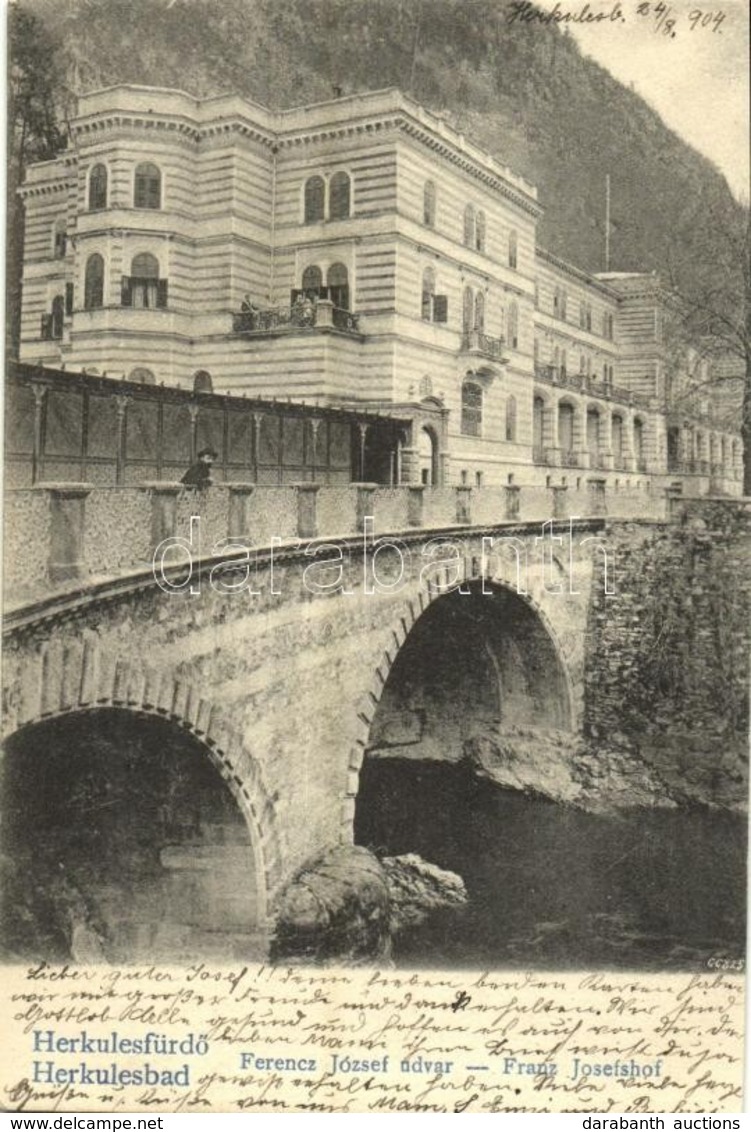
[354,581,582,966]
[1,709,265,964]
[362,581,571,771]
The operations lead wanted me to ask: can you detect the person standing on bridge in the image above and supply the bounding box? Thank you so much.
[181,447,218,489]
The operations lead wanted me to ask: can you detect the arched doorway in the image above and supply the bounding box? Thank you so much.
[418,425,439,486]
[1,710,264,963]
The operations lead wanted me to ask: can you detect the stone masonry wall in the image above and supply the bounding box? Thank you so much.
[584,500,751,810]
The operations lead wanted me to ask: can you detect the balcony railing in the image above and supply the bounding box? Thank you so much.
[232,301,360,336]
[560,450,579,468]
[636,458,648,473]
[532,445,549,465]
[461,330,505,359]
[534,366,652,410]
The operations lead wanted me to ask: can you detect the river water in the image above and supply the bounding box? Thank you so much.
[355,757,747,970]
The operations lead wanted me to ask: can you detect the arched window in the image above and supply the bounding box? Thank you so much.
[462,286,474,334]
[134,163,161,209]
[461,381,482,437]
[327,262,349,310]
[302,265,323,296]
[304,175,325,223]
[475,210,486,253]
[553,288,560,317]
[560,289,568,320]
[423,180,436,227]
[612,414,624,460]
[421,267,435,321]
[505,395,517,442]
[587,408,600,459]
[88,164,107,211]
[463,204,475,248]
[474,291,485,333]
[558,402,575,456]
[508,229,518,269]
[329,171,351,220]
[128,367,156,385]
[84,253,104,310]
[53,218,67,258]
[533,395,545,456]
[586,303,593,332]
[507,300,518,349]
[128,252,160,308]
[193,370,213,393]
[560,348,567,379]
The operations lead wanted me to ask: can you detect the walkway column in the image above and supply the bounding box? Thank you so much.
[31,383,47,485]
[44,483,93,583]
[114,394,130,485]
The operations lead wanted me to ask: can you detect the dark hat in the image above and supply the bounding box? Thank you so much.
[198,447,218,459]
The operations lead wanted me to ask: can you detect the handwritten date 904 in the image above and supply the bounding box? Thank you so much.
[636,2,726,34]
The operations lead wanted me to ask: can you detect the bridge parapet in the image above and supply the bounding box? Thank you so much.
[4,479,670,604]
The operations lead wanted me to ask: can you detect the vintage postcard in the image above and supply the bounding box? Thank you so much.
[1,0,748,1115]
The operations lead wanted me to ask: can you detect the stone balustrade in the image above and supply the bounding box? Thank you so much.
[3,479,676,599]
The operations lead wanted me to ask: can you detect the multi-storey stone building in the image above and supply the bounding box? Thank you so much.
[18,84,742,492]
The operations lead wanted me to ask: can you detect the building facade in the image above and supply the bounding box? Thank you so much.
[18,84,742,492]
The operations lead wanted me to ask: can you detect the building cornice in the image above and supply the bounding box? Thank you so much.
[536,247,621,300]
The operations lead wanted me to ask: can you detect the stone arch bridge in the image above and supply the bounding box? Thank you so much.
[2,482,747,961]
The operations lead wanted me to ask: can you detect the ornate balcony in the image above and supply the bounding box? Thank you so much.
[461,330,506,360]
[232,299,360,337]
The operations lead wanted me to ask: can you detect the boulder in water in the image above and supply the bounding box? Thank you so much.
[272,845,466,962]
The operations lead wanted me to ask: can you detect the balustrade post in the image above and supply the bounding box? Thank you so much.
[664,485,684,521]
[227,483,255,539]
[399,446,421,484]
[315,299,334,328]
[141,482,182,553]
[407,485,425,528]
[41,482,93,583]
[549,484,569,520]
[505,484,521,521]
[355,483,378,533]
[455,485,472,524]
[586,476,607,517]
[296,483,320,539]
